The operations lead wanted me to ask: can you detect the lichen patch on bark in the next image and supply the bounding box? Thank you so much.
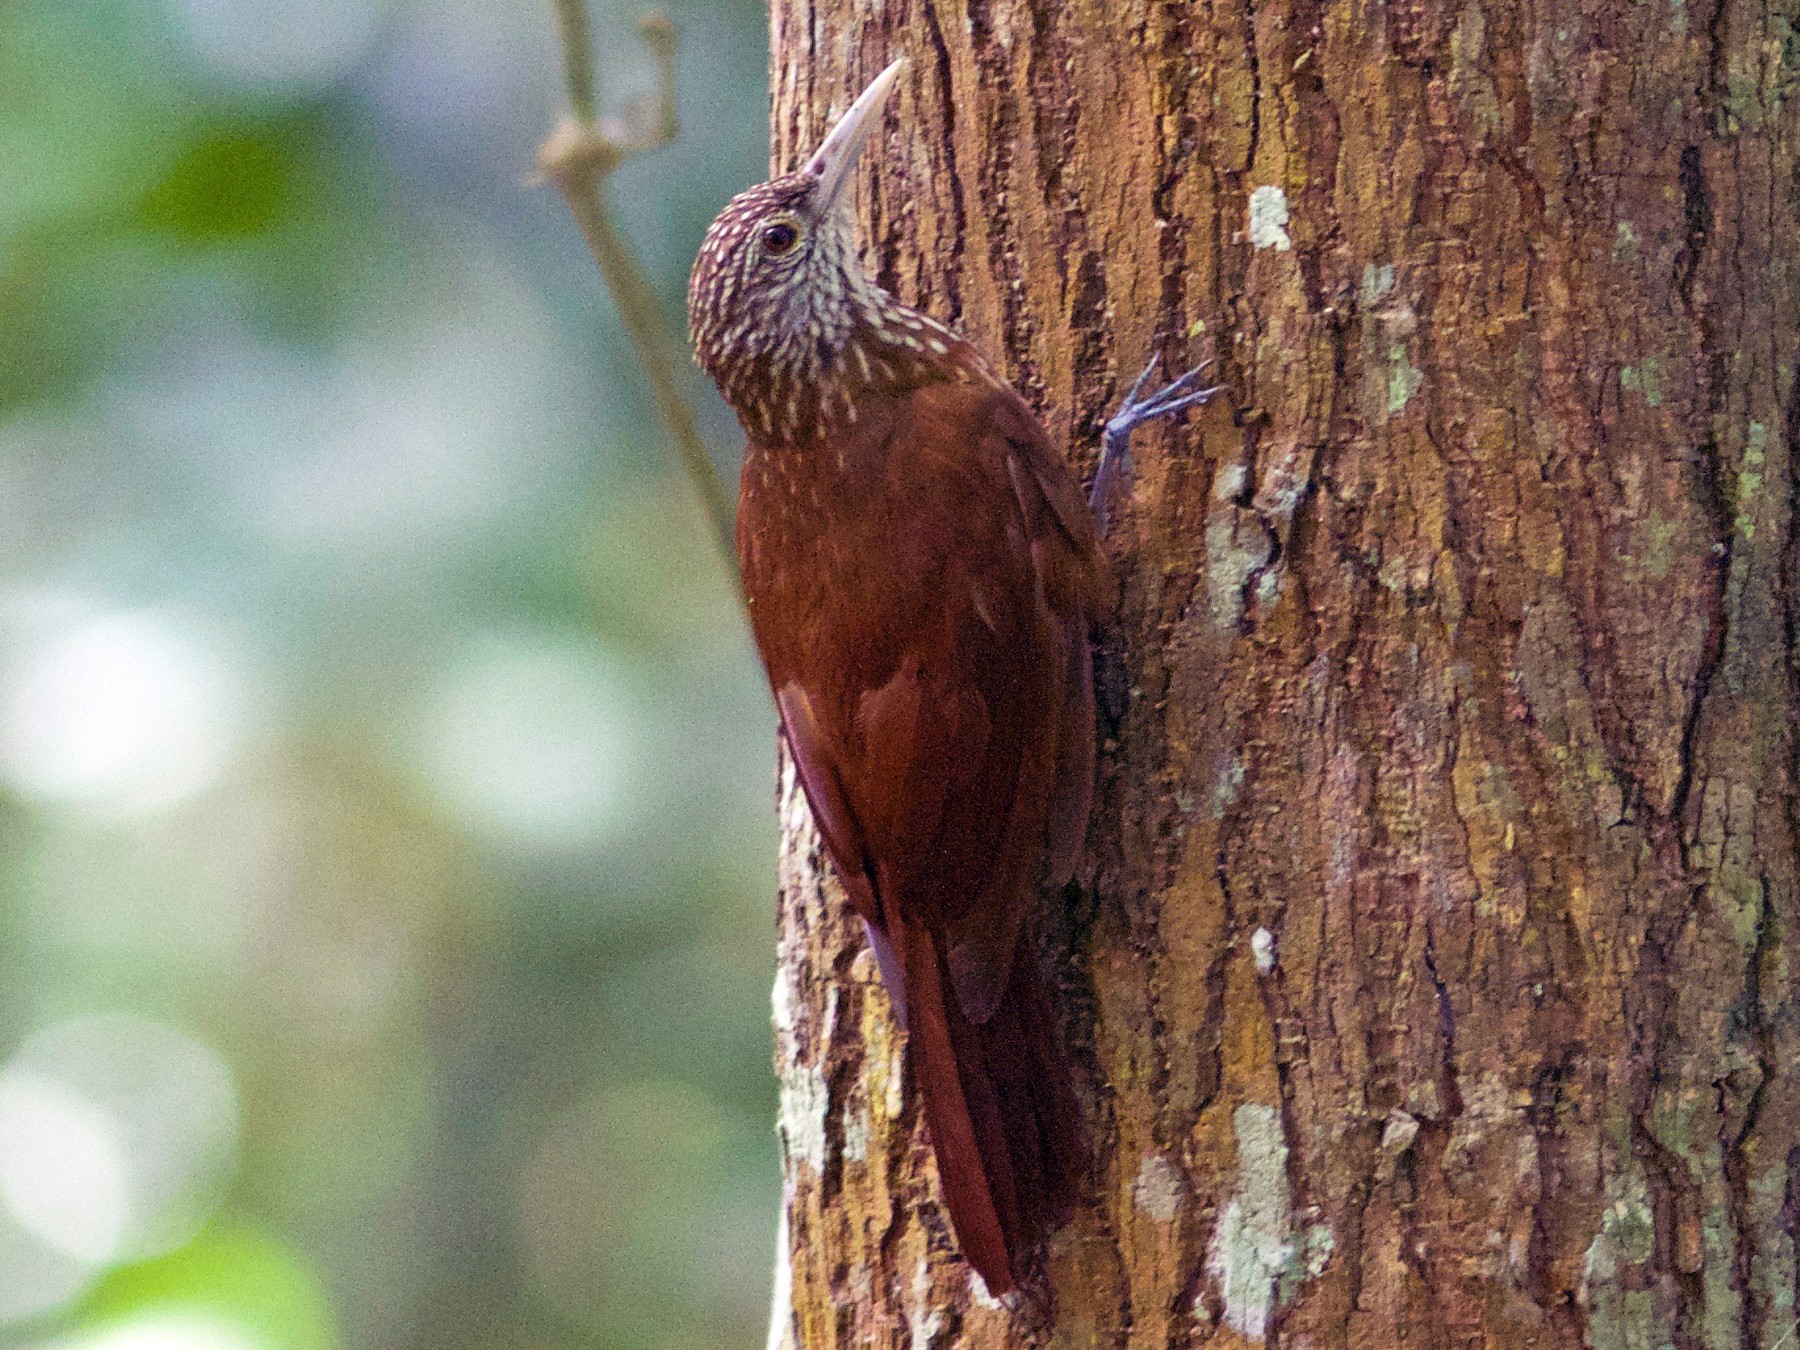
[1246,187,1293,252]
[1203,1103,1333,1341]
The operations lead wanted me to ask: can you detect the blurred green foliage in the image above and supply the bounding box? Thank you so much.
[86,1230,338,1350]
[0,1,778,1347]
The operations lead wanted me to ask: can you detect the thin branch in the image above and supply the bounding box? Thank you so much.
[639,13,678,145]
[538,6,739,583]
[551,0,597,124]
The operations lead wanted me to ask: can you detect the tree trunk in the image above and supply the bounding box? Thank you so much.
[762,0,1799,1344]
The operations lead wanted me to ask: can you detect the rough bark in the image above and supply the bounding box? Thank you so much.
[762,0,1800,1346]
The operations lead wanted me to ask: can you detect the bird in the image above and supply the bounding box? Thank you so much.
[687,57,1219,1296]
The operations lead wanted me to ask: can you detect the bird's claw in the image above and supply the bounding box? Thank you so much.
[1105,354,1222,440]
[1090,352,1224,536]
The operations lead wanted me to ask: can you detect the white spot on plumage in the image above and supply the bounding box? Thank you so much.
[970,585,998,633]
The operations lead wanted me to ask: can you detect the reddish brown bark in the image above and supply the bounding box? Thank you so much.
[763,0,1800,1345]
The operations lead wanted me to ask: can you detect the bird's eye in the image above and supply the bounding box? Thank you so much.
[761,221,800,255]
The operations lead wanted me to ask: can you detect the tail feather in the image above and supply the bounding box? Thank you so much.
[897,915,1087,1294]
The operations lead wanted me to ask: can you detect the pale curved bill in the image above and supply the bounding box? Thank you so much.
[806,57,907,213]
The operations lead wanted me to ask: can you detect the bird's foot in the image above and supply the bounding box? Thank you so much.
[1090,352,1223,536]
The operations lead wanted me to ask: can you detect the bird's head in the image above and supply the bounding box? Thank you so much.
[687,59,906,413]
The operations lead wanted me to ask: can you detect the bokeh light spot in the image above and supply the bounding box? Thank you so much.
[0,1222,92,1326]
[0,607,249,816]
[0,1014,239,1314]
[0,1069,131,1264]
[42,1309,268,1350]
[419,631,643,849]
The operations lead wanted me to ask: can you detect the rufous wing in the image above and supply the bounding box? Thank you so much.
[740,377,1100,1291]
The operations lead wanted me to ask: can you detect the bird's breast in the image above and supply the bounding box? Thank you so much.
[736,395,1030,699]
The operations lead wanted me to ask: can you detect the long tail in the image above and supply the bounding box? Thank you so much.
[890,915,1088,1295]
